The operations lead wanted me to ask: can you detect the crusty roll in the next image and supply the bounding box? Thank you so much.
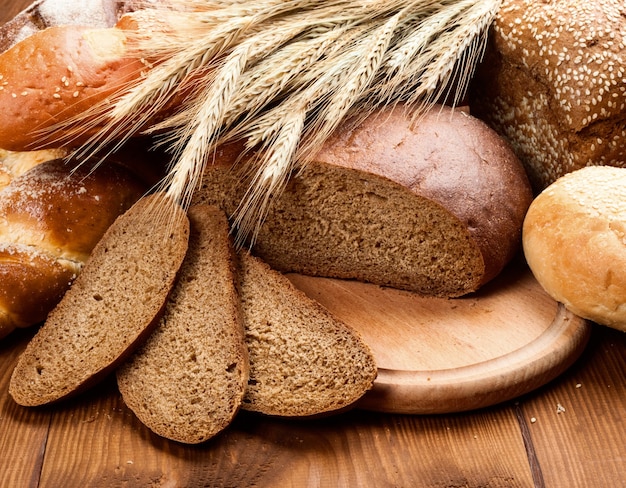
[469,0,626,191]
[0,157,146,338]
[523,166,626,332]
[0,23,148,151]
[193,104,533,297]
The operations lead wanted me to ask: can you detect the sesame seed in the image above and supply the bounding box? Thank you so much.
[53,93,61,99]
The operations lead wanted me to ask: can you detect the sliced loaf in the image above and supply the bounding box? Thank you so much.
[237,251,377,417]
[116,205,249,443]
[9,192,189,406]
[192,104,533,297]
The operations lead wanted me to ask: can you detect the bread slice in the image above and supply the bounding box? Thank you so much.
[192,104,533,297]
[9,192,189,406]
[116,205,249,443]
[237,251,377,417]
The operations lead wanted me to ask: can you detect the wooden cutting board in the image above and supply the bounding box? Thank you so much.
[287,257,591,414]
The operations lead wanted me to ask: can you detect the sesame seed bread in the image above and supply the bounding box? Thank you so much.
[237,250,377,417]
[469,0,626,191]
[193,104,533,297]
[0,156,146,338]
[523,166,626,332]
[0,22,147,151]
[9,192,189,406]
[116,205,248,444]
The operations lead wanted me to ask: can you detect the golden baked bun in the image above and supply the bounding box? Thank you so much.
[0,157,146,338]
[469,0,626,191]
[523,166,626,331]
[0,23,148,151]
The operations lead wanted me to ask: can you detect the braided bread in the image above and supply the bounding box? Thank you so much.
[0,154,146,338]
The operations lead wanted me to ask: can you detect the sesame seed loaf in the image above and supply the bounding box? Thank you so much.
[237,250,377,417]
[193,104,533,297]
[469,0,626,191]
[523,166,626,332]
[0,22,147,151]
[116,205,249,444]
[9,192,189,406]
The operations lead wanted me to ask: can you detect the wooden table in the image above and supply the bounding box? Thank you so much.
[1,2,625,487]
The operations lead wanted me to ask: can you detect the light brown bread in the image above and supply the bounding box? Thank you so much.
[237,251,377,417]
[469,0,626,191]
[9,192,189,406]
[523,166,626,332]
[116,205,249,444]
[193,104,533,297]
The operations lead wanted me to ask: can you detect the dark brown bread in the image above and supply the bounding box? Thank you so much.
[237,251,377,417]
[469,0,626,191]
[9,192,189,406]
[0,156,146,337]
[193,104,533,297]
[116,205,249,444]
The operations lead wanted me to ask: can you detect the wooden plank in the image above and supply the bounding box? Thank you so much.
[0,329,50,488]
[37,385,535,487]
[516,326,626,487]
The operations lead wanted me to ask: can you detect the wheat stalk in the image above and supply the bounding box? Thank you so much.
[46,0,501,242]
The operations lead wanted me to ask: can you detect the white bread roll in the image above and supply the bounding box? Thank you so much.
[523,166,626,331]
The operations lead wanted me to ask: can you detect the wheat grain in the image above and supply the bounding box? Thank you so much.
[41,0,501,242]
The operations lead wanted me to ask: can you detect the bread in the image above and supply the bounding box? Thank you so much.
[0,156,146,338]
[0,148,69,189]
[237,250,377,417]
[0,22,149,151]
[9,192,189,406]
[193,104,533,297]
[116,205,248,444]
[523,166,626,332]
[0,0,122,53]
[469,0,626,191]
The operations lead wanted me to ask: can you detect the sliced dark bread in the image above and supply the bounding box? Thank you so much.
[192,104,533,297]
[237,251,377,417]
[9,192,189,406]
[116,205,249,443]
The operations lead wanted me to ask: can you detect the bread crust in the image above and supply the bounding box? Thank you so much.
[523,166,626,331]
[313,105,534,286]
[0,24,148,150]
[194,104,533,296]
[469,0,626,191]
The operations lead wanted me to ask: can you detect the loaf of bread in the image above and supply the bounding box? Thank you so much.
[0,21,148,151]
[116,205,248,444]
[0,0,122,53]
[469,0,626,191]
[523,166,626,332]
[9,192,189,406]
[0,155,146,339]
[193,104,533,297]
[237,250,377,417]
[0,148,68,189]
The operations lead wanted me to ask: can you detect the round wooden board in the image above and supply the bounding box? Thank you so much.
[287,258,592,414]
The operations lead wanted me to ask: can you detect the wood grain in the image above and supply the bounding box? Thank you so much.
[289,260,591,414]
